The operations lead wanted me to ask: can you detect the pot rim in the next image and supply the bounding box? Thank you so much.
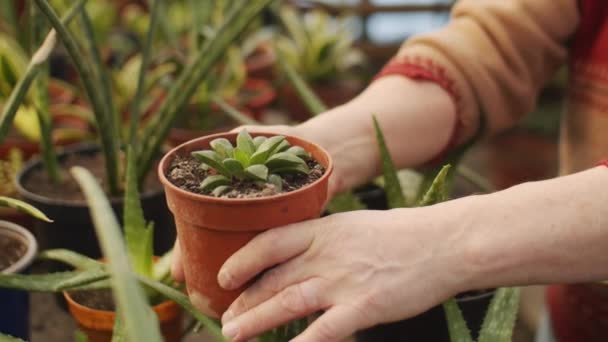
[0,220,38,275]
[15,143,164,207]
[63,290,178,317]
[159,131,334,204]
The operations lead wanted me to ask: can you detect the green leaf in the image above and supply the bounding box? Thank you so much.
[74,330,88,342]
[0,269,108,292]
[152,249,173,283]
[250,136,285,165]
[137,276,227,342]
[35,0,121,195]
[210,138,234,159]
[71,167,162,342]
[326,192,366,214]
[418,165,452,207]
[222,158,244,178]
[38,249,101,270]
[236,130,255,156]
[212,185,231,197]
[0,196,52,222]
[233,148,250,168]
[273,164,310,175]
[478,288,521,342]
[253,136,267,149]
[266,152,307,170]
[192,150,230,177]
[111,314,126,342]
[276,140,291,152]
[0,333,26,341]
[123,148,153,278]
[442,298,474,342]
[372,115,406,209]
[268,174,283,192]
[245,164,269,181]
[200,175,231,191]
[211,95,259,126]
[286,146,310,160]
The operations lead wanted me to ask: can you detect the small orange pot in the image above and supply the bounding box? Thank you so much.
[64,292,182,342]
[159,132,333,318]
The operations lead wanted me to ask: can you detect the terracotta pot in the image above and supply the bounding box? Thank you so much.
[242,78,277,119]
[64,292,182,342]
[245,43,276,81]
[159,132,333,317]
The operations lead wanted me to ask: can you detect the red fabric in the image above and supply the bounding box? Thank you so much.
[547,284,608,342]
[373,57,461,164]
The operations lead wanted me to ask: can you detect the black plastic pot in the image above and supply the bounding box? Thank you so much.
[354,174,494,341]
[0,220,38,340]
[357,291,495,341]
[15,144,175,259]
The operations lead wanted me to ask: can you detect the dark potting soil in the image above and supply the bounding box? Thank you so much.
[22,152,162,202]
[167,154,325,199]
[0,235,27,271]
[69,289,116,311]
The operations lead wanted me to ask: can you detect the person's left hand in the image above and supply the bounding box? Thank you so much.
[216,206,472,342]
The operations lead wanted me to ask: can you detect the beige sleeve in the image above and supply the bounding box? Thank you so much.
[396,0,579,143]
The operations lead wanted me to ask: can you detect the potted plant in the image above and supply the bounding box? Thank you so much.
[0,0,275,257]
[273,5,366,121]
[158,129,333,317]
[0,196,50,340]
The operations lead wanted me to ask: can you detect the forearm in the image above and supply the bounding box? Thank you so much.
[294,76,455,193]
[461,166,608,291]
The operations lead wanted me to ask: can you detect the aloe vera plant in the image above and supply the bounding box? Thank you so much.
[373,115,520,342]
[192,130,311,196]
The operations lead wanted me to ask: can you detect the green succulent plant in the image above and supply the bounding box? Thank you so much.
[191,130,311,196]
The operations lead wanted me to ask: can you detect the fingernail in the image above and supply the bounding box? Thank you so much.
[222,309,234,324]
[222,321,239,341]
[218,269,234,289]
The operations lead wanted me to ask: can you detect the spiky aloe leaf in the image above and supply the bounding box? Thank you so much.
[211,96,259,126]
[128,0,161,148]
[71,167,162,342]
[275,45,327,116]
[371,115,406,209]
[245,164,269,181]
[250,136,286,165]
[124,148,153,278]
[0,30,56,144]
[210,138,234,159]
[152,249,173,283]
[192,150,230,177]
[0,196,52,222]
[38,249,101,270]
[477,288,521,342]
[137,276,227,342]
[34,0,121,194]
[0,269,108,292]
[418,165,451,207]
[237,130,256,156]
[201,175,231,191]
[443,298,474,342]
[137,0,274,183]
[111,314,126,342]
[266,152,307,170]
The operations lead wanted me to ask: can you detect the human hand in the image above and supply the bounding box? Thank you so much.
[216,206,472,341]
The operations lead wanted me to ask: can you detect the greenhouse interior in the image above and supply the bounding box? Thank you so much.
[0,0,606,341]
